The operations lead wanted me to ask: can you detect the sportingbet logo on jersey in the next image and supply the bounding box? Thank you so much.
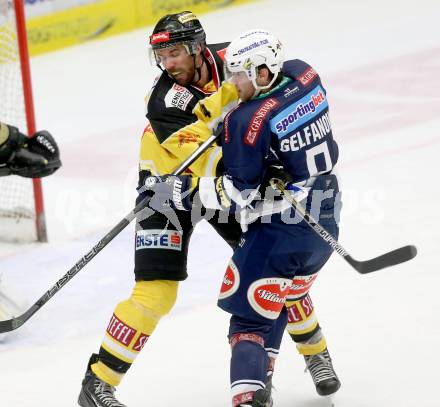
[271,85,328,138]
[165,83,194,111]
[135,229,182,251]
[247,278,292,319]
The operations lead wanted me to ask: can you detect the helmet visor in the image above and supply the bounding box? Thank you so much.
[223,62,252,84]
[148,43,191,68]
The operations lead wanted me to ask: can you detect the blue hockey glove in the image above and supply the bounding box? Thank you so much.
[143,175,196,212]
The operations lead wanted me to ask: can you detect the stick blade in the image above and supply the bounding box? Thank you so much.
[0,318,15,334]
[349,245,417,274]
[0,303,38,333]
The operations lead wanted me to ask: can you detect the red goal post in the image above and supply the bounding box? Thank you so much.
[0,0,47,242]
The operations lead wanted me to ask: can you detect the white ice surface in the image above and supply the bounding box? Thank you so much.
[1,0,440,405]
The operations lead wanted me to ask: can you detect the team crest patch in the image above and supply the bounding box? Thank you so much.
[219,260,240,299]
[247,278,291,319]
[165,83,194,111]
[178,131,200,147]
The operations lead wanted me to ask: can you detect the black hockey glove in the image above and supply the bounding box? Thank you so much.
[141,175,196,212]
[9,130,62,178]
[261,165,308,203]
[0,122,27,166]
[262,165,293,188]
[260,165,293,199]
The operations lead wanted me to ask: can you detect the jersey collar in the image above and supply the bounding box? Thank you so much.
[189,47,221,95]
[253,76,292,100]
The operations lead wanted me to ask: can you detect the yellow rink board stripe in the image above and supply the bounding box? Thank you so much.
[26,0,258,56]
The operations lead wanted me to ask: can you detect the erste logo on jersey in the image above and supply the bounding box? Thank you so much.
[247,278,291,319]
[165,83,194,111]
[245,98,279,147]
[271,85,328,137]
[287,273,318,299]
[219,260,240,299]
[135,229,182,251]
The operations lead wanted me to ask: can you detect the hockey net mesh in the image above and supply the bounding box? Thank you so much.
[0,0,36,241]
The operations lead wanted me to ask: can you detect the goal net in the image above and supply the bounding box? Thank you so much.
[0,0,46,242]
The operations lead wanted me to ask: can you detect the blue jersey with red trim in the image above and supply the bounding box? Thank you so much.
[221,59,339,195]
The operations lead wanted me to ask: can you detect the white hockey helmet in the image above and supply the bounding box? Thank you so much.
[224,29,284,91]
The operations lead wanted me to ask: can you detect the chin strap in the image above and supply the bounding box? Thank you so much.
[193,54,201,82]
[193,52,210,85]
[251,76,278,98]
[251,87,262,99]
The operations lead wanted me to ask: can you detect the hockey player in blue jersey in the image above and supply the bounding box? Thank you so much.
[144,30,341,406]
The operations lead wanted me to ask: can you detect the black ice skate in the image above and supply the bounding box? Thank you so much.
[304,348,341,396]
[78,354,127,407]
[239,388,273,407]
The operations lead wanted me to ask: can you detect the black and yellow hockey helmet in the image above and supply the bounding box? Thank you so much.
[149,11,206,54]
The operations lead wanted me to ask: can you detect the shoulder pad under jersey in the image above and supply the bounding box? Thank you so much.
[282,59,320,86]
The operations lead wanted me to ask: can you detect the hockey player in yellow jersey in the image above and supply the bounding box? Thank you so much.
[78,11,340,407]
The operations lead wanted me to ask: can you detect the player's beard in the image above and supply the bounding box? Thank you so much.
[169,63,196,87]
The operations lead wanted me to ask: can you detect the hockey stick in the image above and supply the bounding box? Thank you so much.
[0,134,220,333]
[272,180,417,274]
